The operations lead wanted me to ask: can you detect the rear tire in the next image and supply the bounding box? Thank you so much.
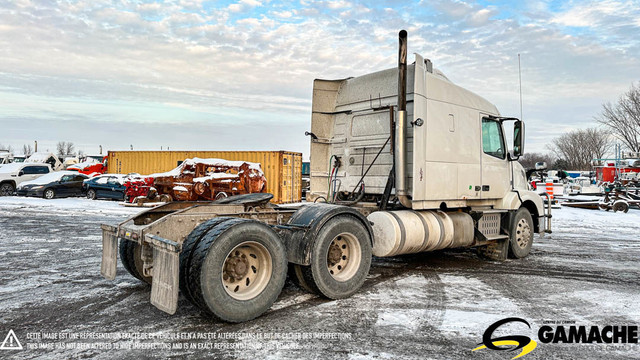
[612,200,629,213]
[187,218,287,322]
[179,217,235,304]
[292,215,372,299]
[0,183,14,196]
[87,189,97,200]
[119,239,152,284]
[508,207,534,259]
[44,188,56,199]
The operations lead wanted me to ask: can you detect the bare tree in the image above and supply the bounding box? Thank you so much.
[518,152,555,169]
[56,141,76,157]
[22,144,33,156]
[65,142,75,156]
[56,141,66,157]
[0,143,12,152]
[597,82,640,152]
[547,128,610,170]
[584,128,611,159]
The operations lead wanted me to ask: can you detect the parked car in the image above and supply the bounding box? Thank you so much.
[17,171,89,199]
[83,175,127,201]
[12,155,26,163]
[0,163,52,196]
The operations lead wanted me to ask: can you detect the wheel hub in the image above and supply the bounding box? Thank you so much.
[327,243,342,267]
[515,218,531,248]
[224,253,249,281]
[326,233,361,281]
[221,241,273,301]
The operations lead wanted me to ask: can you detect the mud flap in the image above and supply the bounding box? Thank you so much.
[100,224,118,280]
[477,238,509,261]
[147,234,181,315]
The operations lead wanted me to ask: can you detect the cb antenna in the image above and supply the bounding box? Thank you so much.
[518,53,523,120]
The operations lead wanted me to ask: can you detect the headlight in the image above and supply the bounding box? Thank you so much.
[32,186,43,189]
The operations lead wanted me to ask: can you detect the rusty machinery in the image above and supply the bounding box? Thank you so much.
[153,159,267,202]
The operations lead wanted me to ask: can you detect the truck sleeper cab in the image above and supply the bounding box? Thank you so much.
[100,30,550,323]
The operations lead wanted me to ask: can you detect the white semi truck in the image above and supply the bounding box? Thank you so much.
[100,31,551,322]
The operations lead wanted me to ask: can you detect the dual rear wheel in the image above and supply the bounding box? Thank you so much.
[181,218,287,322]
[180,215,371,322]
[290,215,372,299]
[120,214,372,322]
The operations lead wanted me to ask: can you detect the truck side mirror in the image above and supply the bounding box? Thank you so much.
[513,120,524,159]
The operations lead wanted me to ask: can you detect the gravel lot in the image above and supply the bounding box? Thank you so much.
[0,197,638,359]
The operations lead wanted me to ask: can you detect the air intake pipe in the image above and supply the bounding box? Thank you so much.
[395,30,412,208]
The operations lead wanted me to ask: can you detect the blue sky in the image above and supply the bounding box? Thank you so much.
[0,0,639,158]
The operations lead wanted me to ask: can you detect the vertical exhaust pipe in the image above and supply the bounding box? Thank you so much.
[395,30,411,208]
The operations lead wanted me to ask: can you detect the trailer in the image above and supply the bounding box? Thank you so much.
[100,31,551,323]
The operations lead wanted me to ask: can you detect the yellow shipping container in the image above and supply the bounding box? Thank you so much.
[107,150,302,204]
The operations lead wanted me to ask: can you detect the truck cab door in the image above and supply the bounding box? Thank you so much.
[480,116,510,199]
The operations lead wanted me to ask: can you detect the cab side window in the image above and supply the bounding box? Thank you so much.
[482,118,506,159]
[22,166,47,175]
[21,166,37,175]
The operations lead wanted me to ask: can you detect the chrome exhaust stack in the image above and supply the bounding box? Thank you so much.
[395,30,411,208]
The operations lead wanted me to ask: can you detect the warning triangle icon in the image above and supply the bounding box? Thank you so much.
[0,329,23,350]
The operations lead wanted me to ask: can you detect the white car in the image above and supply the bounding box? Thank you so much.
[0,163,52,196]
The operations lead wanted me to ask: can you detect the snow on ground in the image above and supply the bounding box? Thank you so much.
[0,199,638,359]
[0,196,140,216]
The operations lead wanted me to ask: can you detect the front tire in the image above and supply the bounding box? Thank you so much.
[292,215,372,299]
[509,208,534,259]
[0,183,15,196]
[44,188,56,199]
[187,218,287,322]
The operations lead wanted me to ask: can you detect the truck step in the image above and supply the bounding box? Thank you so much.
[484,234,509,241]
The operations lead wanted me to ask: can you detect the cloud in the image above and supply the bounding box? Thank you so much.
[229,0,263,13]
[0,0,638,157]
[272,10,293,18]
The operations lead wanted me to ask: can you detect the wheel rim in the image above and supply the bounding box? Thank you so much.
[87,190,95,199]
[221,241,272,301]
[0,184,11,195]
[326,232,361,282]
[515,218,531,248]
[45,190,54,199]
